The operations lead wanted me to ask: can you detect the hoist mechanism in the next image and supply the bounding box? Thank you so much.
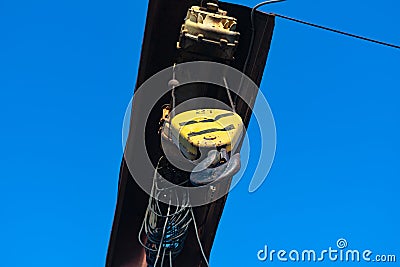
[106,0,276,266]
[177,0,240,62]
[141,1,243,266]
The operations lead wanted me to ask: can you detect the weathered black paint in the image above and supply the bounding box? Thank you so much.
[106,1,275,266]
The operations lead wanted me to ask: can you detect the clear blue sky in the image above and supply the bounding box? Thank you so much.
[1,0,399,266]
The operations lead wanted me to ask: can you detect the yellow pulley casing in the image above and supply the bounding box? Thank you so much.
[165,109,243,160]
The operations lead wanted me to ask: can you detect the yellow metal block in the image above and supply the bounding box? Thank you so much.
[168,109,243,159]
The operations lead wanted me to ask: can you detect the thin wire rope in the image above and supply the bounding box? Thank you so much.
[137,157,192,254]
[153,199,171,267]
[161,246,166,267]
[223,76,236,113]
[190,207,210,267]
[138,157,164,252]
[171,64,177,118]
[271,13,400,50]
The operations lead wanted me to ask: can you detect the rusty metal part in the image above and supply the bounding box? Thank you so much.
[177,5,240,61]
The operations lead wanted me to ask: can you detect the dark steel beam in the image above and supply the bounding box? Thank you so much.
[106,1,275,266]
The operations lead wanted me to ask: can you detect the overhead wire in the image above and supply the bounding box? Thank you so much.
[246,0,400,70]
[270,13,400,50]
